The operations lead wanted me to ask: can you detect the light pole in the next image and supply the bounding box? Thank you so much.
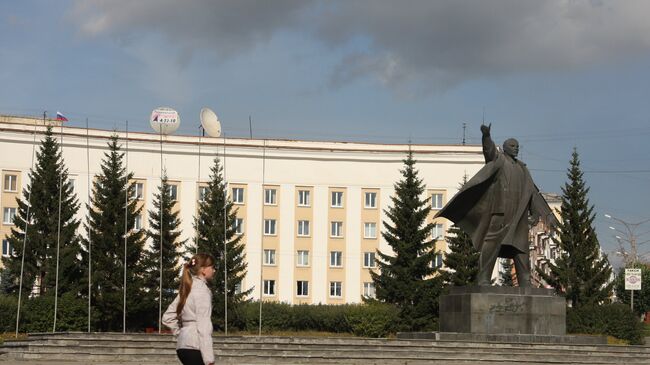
[604,214,650,266]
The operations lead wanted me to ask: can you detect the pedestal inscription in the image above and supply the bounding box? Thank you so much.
[439,286,566,336]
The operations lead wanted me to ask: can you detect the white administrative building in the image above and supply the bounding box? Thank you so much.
[1,114,490,304]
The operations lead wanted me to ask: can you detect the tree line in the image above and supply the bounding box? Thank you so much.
[1,126,247,331]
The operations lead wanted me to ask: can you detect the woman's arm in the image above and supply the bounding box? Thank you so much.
[196,288,214,365]
[161,295,180,335]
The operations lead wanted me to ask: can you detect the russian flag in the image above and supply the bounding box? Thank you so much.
[56,111,68,122]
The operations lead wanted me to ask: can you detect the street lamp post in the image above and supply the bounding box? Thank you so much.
[604,214,650,266]
[605,214,650,312]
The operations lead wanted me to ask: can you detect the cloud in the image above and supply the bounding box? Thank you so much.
[70,0,650,94]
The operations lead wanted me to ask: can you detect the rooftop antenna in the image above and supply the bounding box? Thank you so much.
[462,123,467,145]
[249,115,253,139]
[200,108,222,138]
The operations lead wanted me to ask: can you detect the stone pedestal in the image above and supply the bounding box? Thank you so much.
[439,286,566,336]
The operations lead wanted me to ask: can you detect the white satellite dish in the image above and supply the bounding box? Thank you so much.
[150,107,180,135]
[200,107,222,137]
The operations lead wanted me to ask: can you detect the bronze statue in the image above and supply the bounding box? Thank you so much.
[436,124,556,287]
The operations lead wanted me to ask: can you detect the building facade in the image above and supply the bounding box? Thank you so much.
[2,115,556,303]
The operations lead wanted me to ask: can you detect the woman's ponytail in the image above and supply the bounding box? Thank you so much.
[176,253,215,319]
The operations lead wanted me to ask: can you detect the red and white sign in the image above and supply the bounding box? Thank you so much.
[625,268,642,291]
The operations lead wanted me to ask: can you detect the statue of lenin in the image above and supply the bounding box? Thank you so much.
[436,124,556,287]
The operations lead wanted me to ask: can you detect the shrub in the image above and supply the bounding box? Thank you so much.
[234,301,399,337]
[345,303,399,338]
[0,295,17,333]
[567,303,644,345]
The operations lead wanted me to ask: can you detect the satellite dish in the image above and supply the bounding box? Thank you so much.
[200,107,222,137]
[150,107,180,135]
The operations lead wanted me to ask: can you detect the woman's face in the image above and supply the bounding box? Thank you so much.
[201,263,215,280]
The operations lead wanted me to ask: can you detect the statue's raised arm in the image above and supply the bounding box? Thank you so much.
[481,123,497,163]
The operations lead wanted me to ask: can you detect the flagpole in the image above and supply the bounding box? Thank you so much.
[86,118,92,333]
[258,139,266,337]
[158,128,164,334]
[196,126,203,254]
[15,111,41,337]
[123,121,128,334]
[223,132,228,335]
[53,120,64,332]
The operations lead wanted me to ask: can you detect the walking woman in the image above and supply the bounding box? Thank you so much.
[163,253,215,365]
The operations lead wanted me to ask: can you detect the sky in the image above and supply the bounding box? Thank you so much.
[2,0,650,267]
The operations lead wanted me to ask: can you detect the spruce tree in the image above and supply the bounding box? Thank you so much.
[82,135,147,331]
[195,157,251,330]
[537,148,613,307]
[500,259,515,286]
[442,175,479,287]
[1,125,82,297]
[370,149,442,331]
[142,171,185,326]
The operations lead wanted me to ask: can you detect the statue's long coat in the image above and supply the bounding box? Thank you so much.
[435,147,554,257]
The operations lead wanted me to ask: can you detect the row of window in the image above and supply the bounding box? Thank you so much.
[131,184,380,209]
[4,173,444,209]
[263,249,377,268]
[262,279,376,298]
[1,207,445,242]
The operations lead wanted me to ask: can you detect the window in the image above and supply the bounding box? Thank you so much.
[169,185,178,201]
[4,174,17,192]
[263,249,276,265]
[298,190,310,206]
[331,191,343,207]
[234,218,244,235]
[3,207,16,225]
[363,282,376,298]
[431,193,443,209]
[131,182,144,200]
[330,251,342,267]
[433,253,444,268]
[431,223,444,240]
[264,188,277,205]
[329,281,342,297]
[198,186,208,202]
[264,219,277,235]
[364,192,377,208]
[296,250,309,267]
[232,187,244,204]
[263,280,275,296]
[297,220,310,236]
[363,252,376,268]
[133,214,142,231]
[330,221,343,237]
[68,178,77,193]
[364,222,377,239]
[297,281,309,296]
[2,239,11,257]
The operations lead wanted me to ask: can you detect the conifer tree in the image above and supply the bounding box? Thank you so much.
[442,174,479,287]
[195,157,251,330]
[142,172,185,326]
[442,225,479,286]
[370,150,442,331]
[500,259,515,286]
[1,125,82,297]
[538,148,613,307]
[81,135,147,331]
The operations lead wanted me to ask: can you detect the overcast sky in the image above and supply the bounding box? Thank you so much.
[2,0,650,267]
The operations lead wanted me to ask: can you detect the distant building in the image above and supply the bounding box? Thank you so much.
[529,193,562,288]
